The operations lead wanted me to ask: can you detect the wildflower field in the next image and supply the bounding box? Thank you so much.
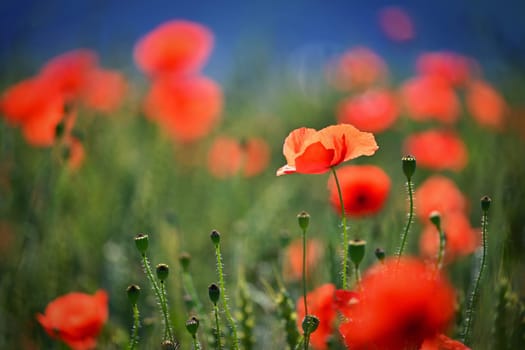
[1,4,525,350]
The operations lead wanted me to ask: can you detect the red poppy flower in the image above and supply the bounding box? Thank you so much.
[296,284,337,350]
[283,238,323,282]
[134,20,213,77]
[80,68,127,113]
[327,47,388,91]
[466,80,507,130]
[207,136,243,178]
[420,334,471,350]
[64,136,86,171]
[403,130,468,172]
[420,212,480,262]
[338,258,456,350]
[327,165,391,217]
[378,6,415,42]
[416,52,473,86]
[37,290,108,350]
[276,124,378,176]
[400,75,459,124]
[39,49,98,99]
[414,175,467,221]
[336,89,399,133]
[144,75,222,143]
[242,137,270,177]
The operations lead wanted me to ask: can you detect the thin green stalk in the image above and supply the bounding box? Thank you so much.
[213,303,223,350]
[214,243,240,349]
[396,178,414,258]
[141,255,174,343]
[461,197,490,345]
[436,225,446,270]
[301,226,308,320]
[192,335,201,350]
[159,281,174,341]
[354,264,361,285]
[128,304,140,350]
[330,167,349,290]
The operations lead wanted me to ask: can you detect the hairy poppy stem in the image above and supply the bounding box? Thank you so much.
[461,196,491,345]
[396,177,414,258]
[213,302,223,350]
[129,303,140,350]
[330,167,349,290]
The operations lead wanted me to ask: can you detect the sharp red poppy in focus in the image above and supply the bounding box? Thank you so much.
[36,290,108,350]
[134,20,213,77]
[338,258,456,350]
[276,124,378,176]
[414,175,467,221]
[296,283,337,350]
[336,89,399,133]
[403,129,468,172]
[327,165,391,217]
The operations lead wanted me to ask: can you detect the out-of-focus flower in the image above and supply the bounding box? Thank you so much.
[378,6,415,42]
[420,334,471,350]
[64,136,86,171]
[403,130,468,172]
[466,80,507,130]
[241,137,270,177]
[334,289,359,319]
[327,47,388,91]
[39,49,98,99]
[400,75,459,124]
[296,284,337,350]
[336,89,399,133]
[327,165,391,217]
[283,238,323,282]
[276,124,378,176]
[134,20,213,77]
[416,52,473,86]
[338,258,456,350]
[414,175,467,221]
[420,212,479,262]
[81,68,127,113]
[144,75,222,143]
[36,290,108,350]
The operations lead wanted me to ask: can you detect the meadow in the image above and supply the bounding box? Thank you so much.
[1,16,524,350]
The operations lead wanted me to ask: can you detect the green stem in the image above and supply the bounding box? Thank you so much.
[396,178,414,258]
[159,281,174,341]
[192,334,201,350]
[331,167,349,290]
[214,244,239,349]
[128,304,140,350]
[141,254,174,343]
[436,226,446,270]
[461,207,489,345]
[213,303,223,350]
[354,264,361,286]
[301,226,308,319]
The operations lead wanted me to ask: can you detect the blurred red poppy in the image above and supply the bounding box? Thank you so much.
[336,89,399,133]
[65,136,86,171]
[296,284,337,350]
[420,334,471,350]
[404,130,468,171]
[378,6,415,42]
[36,290,108,350]
[39,49,98,99]
[81,68,127,113]
[416,52,473,86]
[466,80,507,130]
[207,136,243,179]
[420,212,480,262]
[276,124,378,176]
[338,258,456,350]
[144,75,222,143]
[400,75,459,124]
[283,238,323,282]
[134,20,213,77]
[327,47,388,91]
[242,137,270,177]
[327,165,391,217]
[414,175,467,221]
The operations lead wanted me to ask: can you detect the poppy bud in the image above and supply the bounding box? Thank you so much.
[126,284,141,305]
[374,248,385,262]
[208,283,220,304]
[179,252,191,271]
[302,315,320,334]
[481,195,491,211]
[134,233,149,254]
[156,264,169,281]
[429,211,441,230]
[402,155,416,180]
[185,316,200,336]
[210,230,221,245]
[348,239,366,267]
[297,211,310,231]
[161,340,177,350]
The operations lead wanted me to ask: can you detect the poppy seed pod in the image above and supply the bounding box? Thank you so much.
[126,285,141,305]
[156,264,169,281]
[297,211,310,231]
[402,155,416,180]
[210,230,221,245]
[348,239,366,267]
[481,196,491,211]
[185,316,200,336]
[134,233,149,254]
[302,315,320,335]
[208,283,220,304]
